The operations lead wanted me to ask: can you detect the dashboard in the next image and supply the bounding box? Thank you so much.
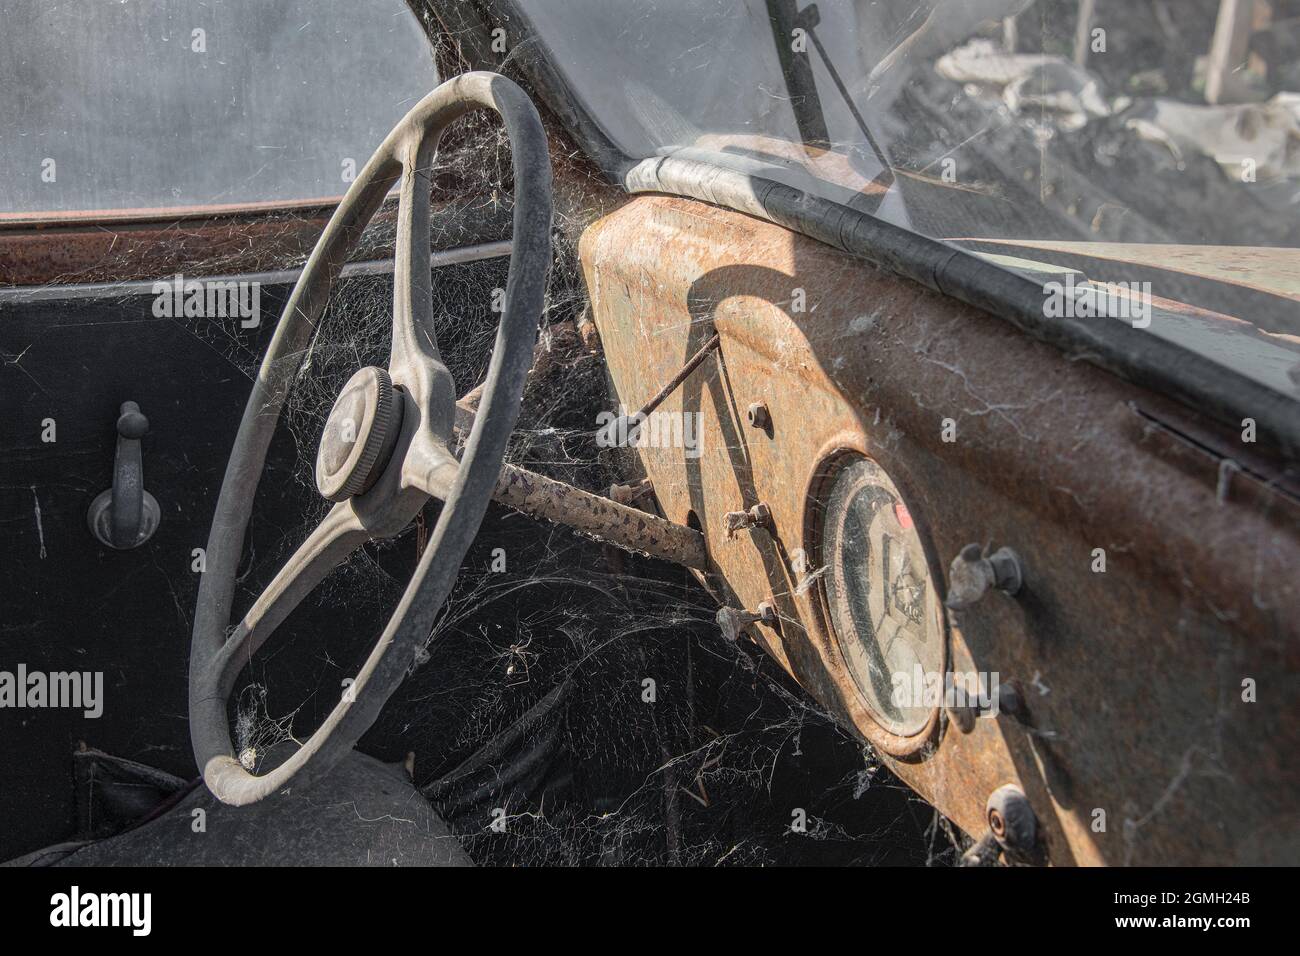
[580,193,1300,865]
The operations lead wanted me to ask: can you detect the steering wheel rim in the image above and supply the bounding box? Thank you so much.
[189,72,552,806]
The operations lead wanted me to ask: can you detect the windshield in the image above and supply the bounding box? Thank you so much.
[514,0,1300,401]
[0,0,437,218]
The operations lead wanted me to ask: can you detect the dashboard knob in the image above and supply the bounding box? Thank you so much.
[945,543,1023,609]
[716,602,777,641]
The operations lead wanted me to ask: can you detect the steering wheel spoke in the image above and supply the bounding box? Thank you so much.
[400,427,461,501]
[391,143,458,444]
[205,501,369,699]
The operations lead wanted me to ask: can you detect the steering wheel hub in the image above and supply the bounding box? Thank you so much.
[315,366,401,501]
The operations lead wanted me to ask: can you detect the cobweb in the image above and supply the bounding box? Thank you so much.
[11,103,957,866]
[408,561,956,866]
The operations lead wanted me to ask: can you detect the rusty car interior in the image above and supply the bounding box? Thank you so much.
[1,0,1297,878]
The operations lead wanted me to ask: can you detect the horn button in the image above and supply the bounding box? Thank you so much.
[315,367,403,501]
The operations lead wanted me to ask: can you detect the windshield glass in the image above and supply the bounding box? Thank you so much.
[517,0,1300,400]
[0,0,437,218]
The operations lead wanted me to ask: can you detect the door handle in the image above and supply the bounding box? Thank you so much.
[87,401,160,549]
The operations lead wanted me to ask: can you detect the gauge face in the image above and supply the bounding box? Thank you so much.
[820,456,944,737]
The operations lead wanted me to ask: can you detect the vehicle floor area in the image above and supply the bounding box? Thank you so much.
[8,746,471,867]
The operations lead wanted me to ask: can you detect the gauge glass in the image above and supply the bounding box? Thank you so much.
[821,456,943,736]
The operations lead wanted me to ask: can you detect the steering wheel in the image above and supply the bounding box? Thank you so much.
[189,73,552,806]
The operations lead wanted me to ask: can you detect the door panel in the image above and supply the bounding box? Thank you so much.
[0,260,508,858]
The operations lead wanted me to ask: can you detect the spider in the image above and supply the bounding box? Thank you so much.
[499,633,539,687]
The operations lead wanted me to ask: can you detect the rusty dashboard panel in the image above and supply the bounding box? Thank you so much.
[579,195,1299,866]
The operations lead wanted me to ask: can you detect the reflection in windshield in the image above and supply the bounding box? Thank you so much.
[520,0,1300,396]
